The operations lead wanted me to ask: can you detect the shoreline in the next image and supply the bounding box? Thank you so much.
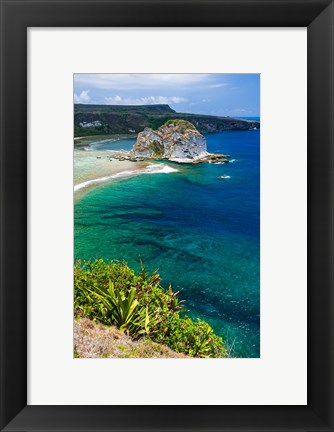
[73,128,233,199]
[74,149,178,199]
[74,162,178,193]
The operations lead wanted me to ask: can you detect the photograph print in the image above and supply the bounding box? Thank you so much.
[74,73,260,359]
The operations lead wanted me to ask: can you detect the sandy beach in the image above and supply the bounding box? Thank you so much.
[74,148,179,199]
[74,149,151,197]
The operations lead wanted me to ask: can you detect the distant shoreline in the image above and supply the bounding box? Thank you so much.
[74,127,259,146]
[74,103,260,137]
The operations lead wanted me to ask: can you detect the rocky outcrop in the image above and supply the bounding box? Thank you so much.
[132,128,164,158]
[131,120,209,162]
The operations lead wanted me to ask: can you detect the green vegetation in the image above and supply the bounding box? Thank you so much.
[74,104,260,137]
[147,117,170,131]
[74,259,227,358]
[163,119,196,132]
[149,140,164,157]
[74,126,107,137]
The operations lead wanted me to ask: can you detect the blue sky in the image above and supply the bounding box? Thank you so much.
[74,74,260,117]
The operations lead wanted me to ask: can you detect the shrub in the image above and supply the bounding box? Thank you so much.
[148,140,164,157]
[162,119,196,132]
[147,117,170,130]
[155,314,226,358]
[74,259,227,358]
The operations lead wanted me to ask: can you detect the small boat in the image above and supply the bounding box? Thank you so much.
[219,175,229,179]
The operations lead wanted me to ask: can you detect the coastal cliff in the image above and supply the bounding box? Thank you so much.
[74,104,260,137]
[131,120,229,164]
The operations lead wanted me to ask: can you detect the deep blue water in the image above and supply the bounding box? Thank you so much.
[75,129,260,357]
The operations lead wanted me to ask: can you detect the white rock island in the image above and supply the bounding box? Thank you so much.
[130,120,230,164]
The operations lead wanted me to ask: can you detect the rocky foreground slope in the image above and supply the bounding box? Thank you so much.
[74,318,187,358]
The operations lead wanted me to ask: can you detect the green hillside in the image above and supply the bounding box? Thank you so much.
[74,104,259,137]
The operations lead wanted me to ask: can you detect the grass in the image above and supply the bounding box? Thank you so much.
[163,119,196,132]
[74,318,188,358]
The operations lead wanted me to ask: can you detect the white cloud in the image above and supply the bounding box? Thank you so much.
[113,95,122,103]
[74,90,91,103]
[104,95,187,105]
[74,74,210,90]
[208,83,230,88]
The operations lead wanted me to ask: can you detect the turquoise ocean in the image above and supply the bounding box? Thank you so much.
[74,125,260,357]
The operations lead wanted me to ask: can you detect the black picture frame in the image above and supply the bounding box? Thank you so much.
[1,0,333,431]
